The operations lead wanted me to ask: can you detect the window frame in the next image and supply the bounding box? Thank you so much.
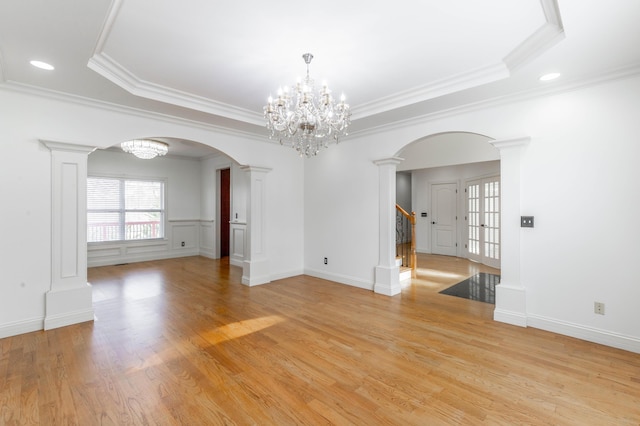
[87,175,168,244]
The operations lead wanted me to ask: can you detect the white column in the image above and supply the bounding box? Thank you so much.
[490,137,530,327]
[240,166,271,286]
[373,157,404,296]
[41,140,96,330]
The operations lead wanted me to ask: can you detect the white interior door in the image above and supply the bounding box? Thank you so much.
[431,182,457,256]
[467,176,500,269]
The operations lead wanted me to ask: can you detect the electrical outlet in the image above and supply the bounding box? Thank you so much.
[521,216,534,228]
[594,302,605,315]
[324,257,328,265]
[181,241,185,247]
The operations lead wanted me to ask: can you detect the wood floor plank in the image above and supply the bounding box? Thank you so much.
[0,254,638,424]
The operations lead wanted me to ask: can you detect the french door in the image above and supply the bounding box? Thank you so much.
[467,176,500,269]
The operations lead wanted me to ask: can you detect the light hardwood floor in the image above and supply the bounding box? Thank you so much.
[1,254,639,425]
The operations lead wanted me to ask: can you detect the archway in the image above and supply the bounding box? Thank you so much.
[397,132,499,264]
[375,132,529,327]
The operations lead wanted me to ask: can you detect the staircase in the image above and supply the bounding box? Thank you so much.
[396,204,416,282]
[397,257,413,282]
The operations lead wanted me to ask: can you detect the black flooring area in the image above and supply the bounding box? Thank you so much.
[439,273,500,304]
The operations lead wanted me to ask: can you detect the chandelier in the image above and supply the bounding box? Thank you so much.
[264,53,351,157]
[121,139,168,159]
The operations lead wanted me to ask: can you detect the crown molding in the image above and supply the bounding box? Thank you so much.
[349,63,640,140]
[503,0,565,71]
[352,62,510,120]
[89,0,263,127]
[0,80,266,143]
[353,0,564,121]
[87,53,264,126]
[88,0,565,126]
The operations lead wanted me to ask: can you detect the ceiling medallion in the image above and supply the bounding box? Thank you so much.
[264,53,351,158]
[121,139,168,159]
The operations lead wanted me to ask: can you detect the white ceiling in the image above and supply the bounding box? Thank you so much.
[1,0,639,158]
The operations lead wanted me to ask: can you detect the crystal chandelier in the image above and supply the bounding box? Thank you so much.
[264,53,351,157]
[121,139,168,159]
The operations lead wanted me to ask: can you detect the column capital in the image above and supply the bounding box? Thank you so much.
[40,139,97,154]
[240,165,272,174]
[490,137,530,151]
[373,157,404,167]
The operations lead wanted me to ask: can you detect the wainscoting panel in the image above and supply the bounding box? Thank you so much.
[230,222,246,267]
[88,220,202,267]
[199,220,215,259]
[170,220,199,250]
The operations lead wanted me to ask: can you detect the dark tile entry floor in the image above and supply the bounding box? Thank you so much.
[439,273,500,304]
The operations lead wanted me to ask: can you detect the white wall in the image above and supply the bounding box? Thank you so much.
[0,88,305,338]
[304,74,640,352]
[396,172,412,213]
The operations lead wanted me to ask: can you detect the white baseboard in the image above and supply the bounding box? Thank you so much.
[0,317,44,339]
[269,269,304,282]
[494,308,528,327]
[44,309,95,331]
[304,268,373,291]
[199,248,216,260]
[527,314,640,354]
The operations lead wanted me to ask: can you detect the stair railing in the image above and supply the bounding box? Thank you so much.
[395,204,417,278]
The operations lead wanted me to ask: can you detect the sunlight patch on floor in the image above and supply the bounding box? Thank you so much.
[416,268,464,280]
[204,315,286,344]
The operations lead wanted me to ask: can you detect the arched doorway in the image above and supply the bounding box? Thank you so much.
[375,133,530,328]
[396,132,500,267]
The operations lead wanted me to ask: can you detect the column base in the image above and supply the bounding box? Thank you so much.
[242,258,270,286]
[493,282,527,327]
[374,265,401,296]
[44,284,94,330]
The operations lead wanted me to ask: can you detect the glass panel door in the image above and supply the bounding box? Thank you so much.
[467,176,500,268]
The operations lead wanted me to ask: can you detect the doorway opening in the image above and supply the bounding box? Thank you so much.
[219,168,231,258]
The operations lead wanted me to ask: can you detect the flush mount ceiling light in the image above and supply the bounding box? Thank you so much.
[264,53,351,158]
[121,139,168,159]
[30,60,55,70]
[539,72,561,81]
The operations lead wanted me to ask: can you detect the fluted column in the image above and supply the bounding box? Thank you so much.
[41,140,96,330]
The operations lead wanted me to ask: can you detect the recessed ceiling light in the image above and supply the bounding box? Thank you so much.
[30,60,55,71]
[539,72,561,82]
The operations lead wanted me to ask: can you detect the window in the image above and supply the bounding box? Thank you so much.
[87,177,165,243]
